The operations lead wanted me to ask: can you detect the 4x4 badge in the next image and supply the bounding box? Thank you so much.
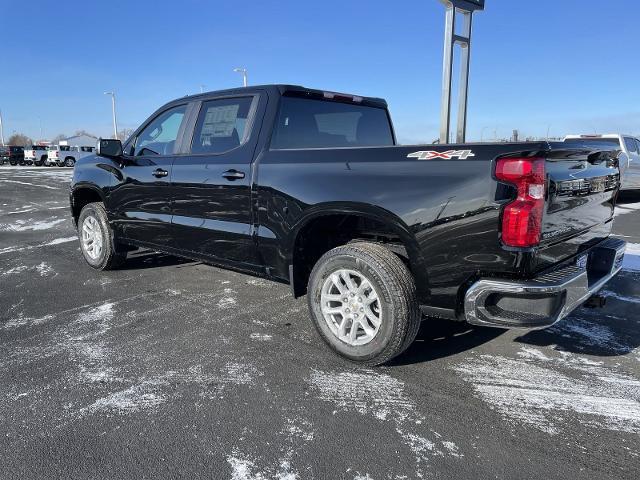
[407,150,476,160]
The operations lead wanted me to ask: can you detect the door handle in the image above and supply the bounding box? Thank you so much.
[222,169,245,180]
[153,168,169,178]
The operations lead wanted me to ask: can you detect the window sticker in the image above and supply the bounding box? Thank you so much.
[201,104,240,138]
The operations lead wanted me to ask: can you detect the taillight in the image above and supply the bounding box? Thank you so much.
[495,157,546,248]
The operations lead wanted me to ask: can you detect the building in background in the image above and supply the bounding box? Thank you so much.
[59,133,97,147]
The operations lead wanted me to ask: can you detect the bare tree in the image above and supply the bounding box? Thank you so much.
[7,133,33,146]
[74,130,97,138]
[51,133,67,144]
[117,128,134,142]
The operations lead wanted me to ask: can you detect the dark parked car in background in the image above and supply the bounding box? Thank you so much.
[0,145,25,165]
[69,84,627,365]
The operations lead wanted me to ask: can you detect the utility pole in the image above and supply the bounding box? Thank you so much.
[438,0,485,144]
[233,68,248,87]
[104,91,118,139]
[0,109,4,146]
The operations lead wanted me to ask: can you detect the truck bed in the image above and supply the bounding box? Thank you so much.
[256,141,621,313]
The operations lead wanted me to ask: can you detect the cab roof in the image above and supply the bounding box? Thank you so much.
[181,84,388,109]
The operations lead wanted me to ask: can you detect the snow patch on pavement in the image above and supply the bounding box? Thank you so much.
[0,179,60,190]
[1,217,66,232]
[227,450,299,480]
[454,350,640,435]
[35,262,55,276]
[2,265,28,275]
[0,236,76,255]
[548,317,632,354]
[217,288,238,309]
[3,313,55,329]
[309,370,415,422]
[82,379,167,414]
[250,333,273,341]
[614,201,640,217]
[308,369,462,476]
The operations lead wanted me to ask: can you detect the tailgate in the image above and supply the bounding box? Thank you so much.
[536,147,621,271]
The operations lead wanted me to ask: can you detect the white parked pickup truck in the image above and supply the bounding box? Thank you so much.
[24,145,49,166]
[47,144,96,167]
[564,134,640,191]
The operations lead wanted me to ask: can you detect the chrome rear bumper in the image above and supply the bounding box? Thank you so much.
[464,238,626,329]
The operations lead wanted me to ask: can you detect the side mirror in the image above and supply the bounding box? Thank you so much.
[96,138,123,158]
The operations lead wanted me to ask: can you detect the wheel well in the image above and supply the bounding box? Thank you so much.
[290,214,410,297]
[72,188,103,225]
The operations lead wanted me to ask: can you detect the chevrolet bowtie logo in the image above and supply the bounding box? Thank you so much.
[407,149,476,160]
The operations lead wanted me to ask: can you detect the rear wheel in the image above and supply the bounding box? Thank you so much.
[78,202,126,270]
[307,242,421,366]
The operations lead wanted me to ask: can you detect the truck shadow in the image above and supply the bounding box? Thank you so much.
[390,317,505,366]
[618,190,640,204]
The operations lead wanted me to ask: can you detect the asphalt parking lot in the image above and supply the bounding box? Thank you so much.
[1,166,639,480]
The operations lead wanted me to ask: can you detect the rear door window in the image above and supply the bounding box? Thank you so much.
[271,95,394,149]
[190,96,255,155]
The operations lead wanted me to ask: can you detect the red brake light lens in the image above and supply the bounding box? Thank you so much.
[495,158,546,248]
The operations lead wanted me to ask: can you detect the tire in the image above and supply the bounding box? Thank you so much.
[307,242,421,366]
[64,157,75,167]
[10,160,16,166]
[77,202,126,270]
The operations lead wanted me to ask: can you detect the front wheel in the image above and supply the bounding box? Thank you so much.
[78,202,126,270]
[307,242,421,366]
[64,157,75,167]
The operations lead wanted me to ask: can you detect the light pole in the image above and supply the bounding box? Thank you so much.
[233,68,248,87]
[0,109,4,146]
[200,84,206,93]
[480,126,488,142]
[38,116,43,140]
[104,91,118,139]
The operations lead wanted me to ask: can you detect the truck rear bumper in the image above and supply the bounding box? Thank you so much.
[464,238,626,329]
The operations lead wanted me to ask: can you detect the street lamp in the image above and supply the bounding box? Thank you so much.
[233,68,248,87]
[480,126,488,142]
[104,91,118,139]
[0,109,5,146]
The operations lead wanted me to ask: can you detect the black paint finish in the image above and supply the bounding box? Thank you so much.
[70,85,621,315]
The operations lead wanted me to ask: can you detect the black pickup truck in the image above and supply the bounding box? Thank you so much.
[70,84,626,365]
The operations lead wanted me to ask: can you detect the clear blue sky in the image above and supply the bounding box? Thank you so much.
[1,0,638,143]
